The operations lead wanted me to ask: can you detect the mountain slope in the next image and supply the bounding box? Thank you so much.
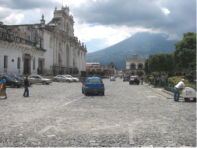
[87,32,178,69]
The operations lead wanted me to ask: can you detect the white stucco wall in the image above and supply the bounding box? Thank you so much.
[0,47,23,75]
[43,30,53,74]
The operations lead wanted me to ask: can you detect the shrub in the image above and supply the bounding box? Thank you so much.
[185,74,193,81]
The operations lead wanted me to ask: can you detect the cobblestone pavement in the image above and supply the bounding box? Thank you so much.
[0,78,196,147]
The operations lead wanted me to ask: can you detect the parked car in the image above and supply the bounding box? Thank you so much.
[28,75,52,85]
[123,75,130,82]
[9,74,34,86]
[64,75,79,82]
[52,75,72,82]
[64,75,75,82]
[129,76,140,85]
[1,75,23,88]
[110,76,116,81]
[82,77,105,96]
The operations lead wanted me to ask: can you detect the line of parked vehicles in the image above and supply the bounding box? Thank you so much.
[0,74,139,97]
[0,74,79,88]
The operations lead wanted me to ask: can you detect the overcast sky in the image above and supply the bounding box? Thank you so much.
[0,0,196,52]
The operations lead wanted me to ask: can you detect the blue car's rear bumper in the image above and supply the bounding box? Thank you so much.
[84,88,104,93]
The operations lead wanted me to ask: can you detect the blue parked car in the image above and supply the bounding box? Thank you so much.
[82,77,105,96]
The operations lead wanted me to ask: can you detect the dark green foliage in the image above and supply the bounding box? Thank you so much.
[108,62,118,69]
[148,53,174,73]
[144,59,151,74]
[137,70,144,76]
[173,32,196,70]
[185,74,193,82]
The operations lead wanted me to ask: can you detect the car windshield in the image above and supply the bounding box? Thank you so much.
[9,75,16,79]
[5,75,14,80]
[15,75,23,80]
[88,79,102,83]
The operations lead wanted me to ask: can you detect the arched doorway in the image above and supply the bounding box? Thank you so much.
[138,63,143,70]
[130,63,136,70]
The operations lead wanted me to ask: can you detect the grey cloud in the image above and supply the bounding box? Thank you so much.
[71,0,196,39]
[0,0,60,10]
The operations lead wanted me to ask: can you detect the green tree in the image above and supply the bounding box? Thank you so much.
[173,32,196,73]
[144,59,151,74]
[108,62,118,69]
[148,52,174,74]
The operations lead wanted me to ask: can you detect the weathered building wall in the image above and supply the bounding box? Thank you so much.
[0,5,87,76]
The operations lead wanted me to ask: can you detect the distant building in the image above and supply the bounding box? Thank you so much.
[86,63,115,76]
[125,54,145,75]
[0,5,87,76]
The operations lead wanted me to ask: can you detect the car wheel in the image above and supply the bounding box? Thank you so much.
[102,92,105,96]
[42,81,47,85]
[82,89,84,94]
[129,83,131,85]
[17,85,21,88]
[193,98,196,102]
[54,79,59,82]
[74,80,77,82]
[184,98,190,102]
[11,84,15,88]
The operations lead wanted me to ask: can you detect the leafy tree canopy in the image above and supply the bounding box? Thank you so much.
[147,52,174,74]
[173,32,196,70]
[108,62,119,70]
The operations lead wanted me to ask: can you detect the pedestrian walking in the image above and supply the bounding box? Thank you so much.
[174,79,185,101]
[23,76,30,97]
[0,76,7,99]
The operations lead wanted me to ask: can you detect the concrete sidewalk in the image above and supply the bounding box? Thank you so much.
[143,83,176,99]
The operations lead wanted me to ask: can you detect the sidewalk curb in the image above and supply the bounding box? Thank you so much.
[144,83,174,99]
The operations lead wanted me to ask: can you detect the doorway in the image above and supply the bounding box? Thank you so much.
[24,59,30,74]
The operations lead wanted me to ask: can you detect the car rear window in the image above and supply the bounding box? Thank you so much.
[88,79,102,83]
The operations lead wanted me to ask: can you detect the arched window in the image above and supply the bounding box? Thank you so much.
[138,63,143,69]
[130,63,136,70]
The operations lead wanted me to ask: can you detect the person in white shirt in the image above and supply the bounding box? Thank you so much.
[174,79,185,101]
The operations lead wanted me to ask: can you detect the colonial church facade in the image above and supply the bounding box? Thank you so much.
[0,6,87,76]
[125,54,145,75]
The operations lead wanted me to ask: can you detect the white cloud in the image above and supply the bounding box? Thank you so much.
[161,7,170,15]
[2,12,24,25]
[74,17,163,51]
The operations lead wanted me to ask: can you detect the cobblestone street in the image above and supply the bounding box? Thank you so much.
[0,78,196,147]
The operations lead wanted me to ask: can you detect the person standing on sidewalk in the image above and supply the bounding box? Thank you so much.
[23,76,30,97]
[174,79,185,101]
